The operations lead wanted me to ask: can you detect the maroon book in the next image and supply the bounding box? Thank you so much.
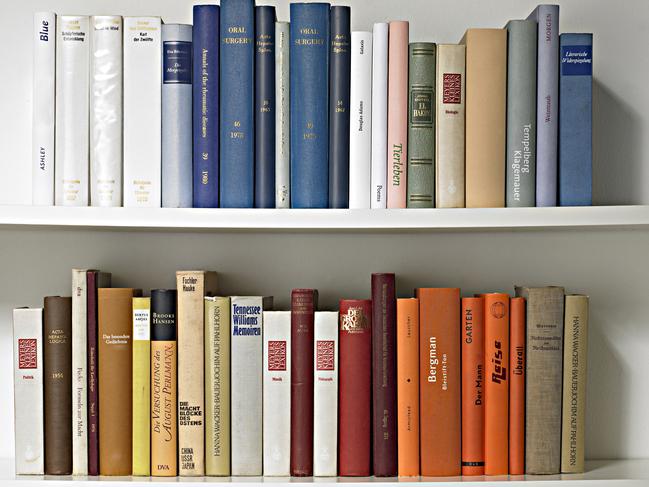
[371,273,398,476]
[338,299,372,476]
[290,289,318,476]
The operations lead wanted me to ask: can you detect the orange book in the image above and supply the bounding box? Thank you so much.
[483,293,509,476]
[461,297,485,476]
[509,297,525,475]
[397,298,419,476]
[417,288,461,477]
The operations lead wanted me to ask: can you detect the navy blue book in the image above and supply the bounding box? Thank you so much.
[559,33,592,206]
[254,6,276,208]
[328,6,351,208]
[290,3,330,208]
[220,0,255,208]
[193,5,220,208]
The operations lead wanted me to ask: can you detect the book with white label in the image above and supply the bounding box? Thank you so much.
[275,21,290,209]
[370,23,388,209]
[71,269,88,475]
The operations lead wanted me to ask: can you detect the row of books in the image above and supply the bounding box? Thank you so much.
[31,2,592,210]
[13,270,588,477]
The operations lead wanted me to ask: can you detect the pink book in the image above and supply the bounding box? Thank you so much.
[387,21,409,208]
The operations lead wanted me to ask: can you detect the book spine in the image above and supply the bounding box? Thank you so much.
[90,16,123,207]
[32,12,56,205]
[220,0,255,208]
[407,42,436,208]
[150,289,178,476]
[123,17,162,207]
[370,23,388,209]
[192,5,220,208]
[435,44,465,208]
[275,21,290,208]
[348,31,373,209]
[506,20,537,207]
[461,297,485,475]
[162,24,193,208]
[559,34,593,206]
[338,299,372,476]
[313,311,339,477]
[509,297,525,475]
[71,269,88,475]
[55,16,89,206]
[13,308,45,475]
[132,297,151,476]
[263,311,291,476]
[396,298,419,476]
[290,3,330,208]
[205,297,231,475]
[44,296,73,475]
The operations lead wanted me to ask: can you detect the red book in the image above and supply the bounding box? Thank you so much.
[338,299,372,476]
[290,289,317,476]
[509,297,526,475]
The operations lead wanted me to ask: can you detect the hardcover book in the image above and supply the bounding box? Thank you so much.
[132,297,151,476]
[509,296,526,475]
[370,22,389,209]
[275,21,290,208]
[72,269,89,475]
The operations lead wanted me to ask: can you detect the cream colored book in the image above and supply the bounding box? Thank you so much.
[71,269,88,475]
[132,297,151,476]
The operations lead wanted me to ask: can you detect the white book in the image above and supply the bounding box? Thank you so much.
[349,32,373,209]
[262,311,291,476]
[275,22,290,209]
[32,12,56,205]
[370,23,388,209]
[231,296,273,476]
[13,308,44,475]
[313,311,338,477]
[55,16,90,206]
[123,17,162,207]
[90,16,123,207]
[71,269,88,475]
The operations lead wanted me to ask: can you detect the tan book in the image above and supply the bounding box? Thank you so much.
[460,29,507,208]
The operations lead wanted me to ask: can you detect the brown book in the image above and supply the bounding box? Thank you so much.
[98,288,142,476]
[43,296,73,475]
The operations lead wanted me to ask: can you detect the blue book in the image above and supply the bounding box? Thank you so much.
[254,6,276,208]
[559,33,592,206]
[193,5,220,208]
[220,0,255,208]
[290,3,330,208]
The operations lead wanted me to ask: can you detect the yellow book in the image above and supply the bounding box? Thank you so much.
[132,297,151,476]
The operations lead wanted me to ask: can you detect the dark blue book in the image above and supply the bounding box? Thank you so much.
[328,6,351,208]
[559,33,592,206]
[220,0,255,208]
[290,3,330,208]
[193,5,220,208]
[254,6,276,208]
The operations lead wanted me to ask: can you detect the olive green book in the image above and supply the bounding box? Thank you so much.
[132,297,151,476]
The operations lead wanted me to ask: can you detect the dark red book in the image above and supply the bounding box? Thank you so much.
[338,299,372,476]
[290,289,317,476]
[371,273,397,476]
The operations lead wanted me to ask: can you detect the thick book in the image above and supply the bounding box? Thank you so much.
[407,43,436,208]
[528,5,560,207]
[44,296,72,475]
[348,31,373,209]
[370,22,388,209]
[220,0,255,208]
[192,5,220,208]
[13,308,44,474]
[509,296,526,476]
[162,24,193,208]
[561,295,589,473]
[32,12,56,205]
[506,20,537,207]
[123,17,162,207]
[290,289,317,476]
[72,269,89,475]
[338,299,372,476]
[90,16,123,207]
[255,6,276,208]
[205,297,231,476]
[132,297,151,476]
[559,33,593,206]
[461,29,507,208]
[515,286,565,474]
[313,311,339,477]
[461,297,484,476]
[176,271,218,476]
[55,16,89,206]
[435,44,465,208]
[275,21,290,208]
[417,288,461,476]
[396,298,419,477]
[263,311,291,476]
[386,21,409,209]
